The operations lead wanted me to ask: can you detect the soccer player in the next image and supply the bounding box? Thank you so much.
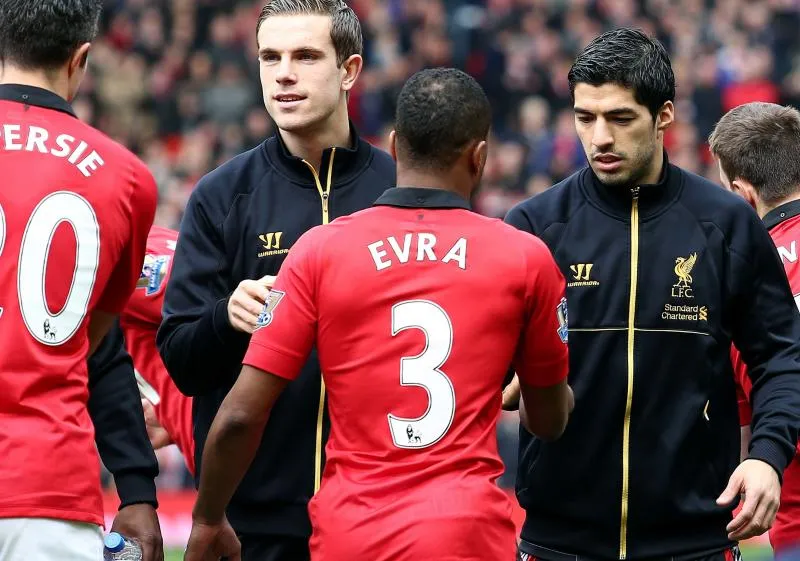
[709,102,800,561]
[121,226,195,475]
[156,1,395,558]
[505,29,800,561]
[183,68,573,561]
[0,0,157,558]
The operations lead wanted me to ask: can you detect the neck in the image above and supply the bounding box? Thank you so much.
[759,191,800,219]
[396,168,472,202]
[279,105,351,172]
[639,147,665,185]
[0,65,69,100]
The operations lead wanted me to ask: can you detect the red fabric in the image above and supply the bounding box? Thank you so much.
[120,226,195,475]
[722,80,780,112]
[0,99,157,526]
[244,204,568,560]
[731,213,800,552]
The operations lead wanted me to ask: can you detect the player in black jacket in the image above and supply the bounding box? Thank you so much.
[505,28,800,561]
[156,2,395,560]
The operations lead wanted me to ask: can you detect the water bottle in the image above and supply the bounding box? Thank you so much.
[103,532,142,561]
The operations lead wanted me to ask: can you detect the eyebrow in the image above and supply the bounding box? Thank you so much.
[574,107,638,116]
[258,46,326,57]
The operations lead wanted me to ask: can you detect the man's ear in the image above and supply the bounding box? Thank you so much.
[340,54,363,92]
[69,42,91,76]
[656,100,675,134]
[732,179,758,211]
[471,140,488,178]
[388,130,397,162]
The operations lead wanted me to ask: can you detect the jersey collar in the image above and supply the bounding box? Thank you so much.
[763,199,800,231]
[0,84,76,117]
[374,187,471,210]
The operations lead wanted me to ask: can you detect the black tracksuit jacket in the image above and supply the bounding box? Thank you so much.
[505,156,800,560]
[156,126,395,537]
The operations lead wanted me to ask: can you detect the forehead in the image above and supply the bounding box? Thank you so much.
[257,13,333,51]
[573,83,646,113]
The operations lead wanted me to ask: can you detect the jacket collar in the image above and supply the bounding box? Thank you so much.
[581,150,682,221]
[262,121,372,188]
[374,187,472,210]
[763,199,800,231]
[0,84,76,117]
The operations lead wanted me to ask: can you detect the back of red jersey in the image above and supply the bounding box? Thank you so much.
[0,88,157,526]
[244,189,567,560]
[120,226,195,474]
[732,211,800,552]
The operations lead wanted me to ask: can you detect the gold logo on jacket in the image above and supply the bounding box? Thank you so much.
[671,252,697,298]
[567,263,599,287]
[258,232,289,258]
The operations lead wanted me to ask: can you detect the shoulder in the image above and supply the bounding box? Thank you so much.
[147,226,179,254]
[506,168,589,233]
[675,167,762,228]
[192,143,270,201]
[366,144,396,177]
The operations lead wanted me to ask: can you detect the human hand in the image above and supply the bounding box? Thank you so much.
[716,458,781,541]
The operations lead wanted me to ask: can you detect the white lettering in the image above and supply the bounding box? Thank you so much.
[0,126,104,177]
[367,233,469,271]
[387,234,412,263]
[51,134,75,158]
[76,151,104,177]
[368,240,391,271]
[26,126,49,154]
[417,233,437,262]
[68,140,88,164]
[441,237,467,270]
[778,242,797,263]
[3,124,21,150]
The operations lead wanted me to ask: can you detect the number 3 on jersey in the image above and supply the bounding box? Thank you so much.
[388,300,456,449]
[0,192,100,345]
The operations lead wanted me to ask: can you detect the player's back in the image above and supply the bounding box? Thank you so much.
[0,89,156,525]
[120,225,195,474]
[308,191,566,560]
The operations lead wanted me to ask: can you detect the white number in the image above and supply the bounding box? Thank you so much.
[388,300,456,449]
[0,192,100,345]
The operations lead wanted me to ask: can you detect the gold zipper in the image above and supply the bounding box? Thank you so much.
[620,185,640,559]
[300,147,336,493]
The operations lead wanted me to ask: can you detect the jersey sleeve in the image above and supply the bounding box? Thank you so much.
[730,346,753,426]
[97,161,158,314]
[242,229,321,380]
[512,236,569,388]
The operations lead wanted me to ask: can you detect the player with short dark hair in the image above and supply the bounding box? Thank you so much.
[184,67,573,561]
[0,0,158,557]
[506,28,800,561]
[710,101,800,561]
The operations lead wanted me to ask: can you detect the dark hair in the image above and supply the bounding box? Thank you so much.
[0,0,103,70]
[256,0,362,67]
[709,102,800,204]
[394,68,491,171]
[568,28,675,118]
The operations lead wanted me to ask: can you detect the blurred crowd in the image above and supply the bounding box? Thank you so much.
[88,0,800,490]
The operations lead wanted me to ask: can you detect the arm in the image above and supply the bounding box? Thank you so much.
[88,322,163,561]
[155,187,251,396]
[185,232,319,561]
[513,237,572,441]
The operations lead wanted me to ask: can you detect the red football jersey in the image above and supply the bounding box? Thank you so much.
[0,86,157,526]
[243,189,569,561]
[119,226,195,475]
[732,209,800,553]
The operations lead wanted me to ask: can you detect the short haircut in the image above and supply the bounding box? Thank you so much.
[394,68,492,172]
[256,0,362,67]
[709,102,800,204]
[568,28,675,119]
[0,0,103,70]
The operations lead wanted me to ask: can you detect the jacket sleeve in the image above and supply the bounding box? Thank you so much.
[729,217,800,478]
[88,322,159,509]
[155,185,251,396]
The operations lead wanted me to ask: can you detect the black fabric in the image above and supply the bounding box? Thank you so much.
[763,199,800,231]
[517,540,741,561]
[234,534,310,561]
[374,186,471,210]
[88,322,159,509]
